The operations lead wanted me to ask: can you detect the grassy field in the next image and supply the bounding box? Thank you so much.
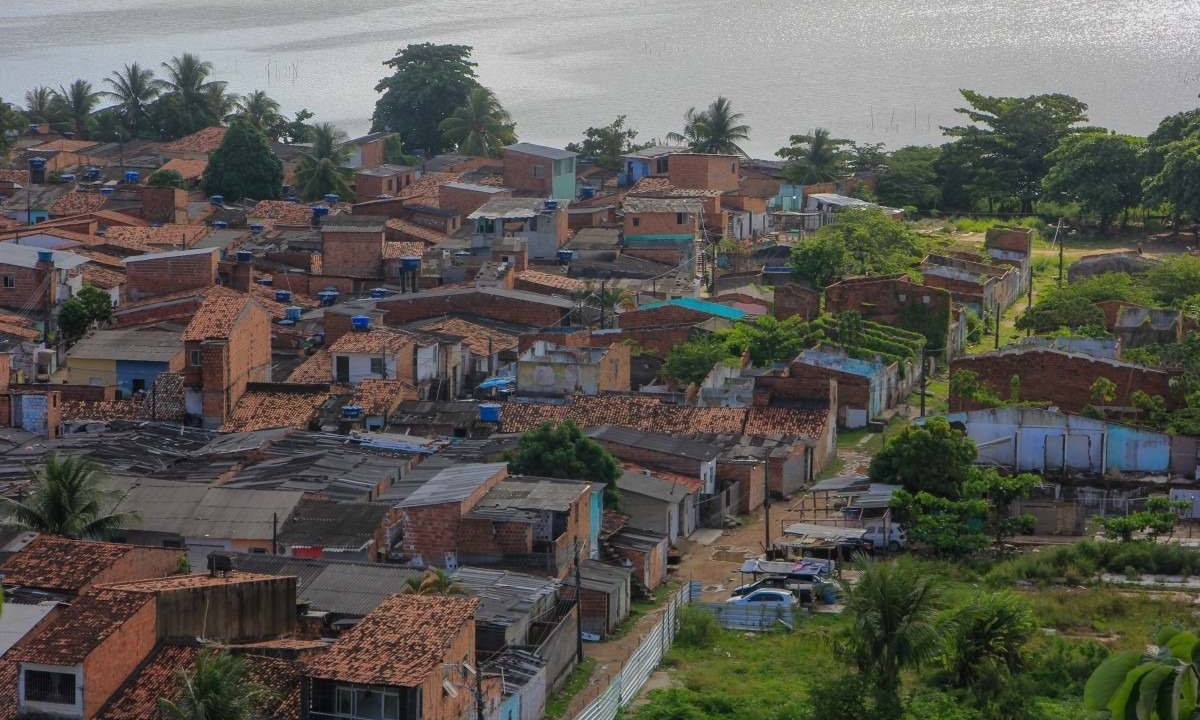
[626,557,1191,720]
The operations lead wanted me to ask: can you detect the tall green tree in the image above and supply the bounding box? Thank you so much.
[663,336,732,386]
[790,207,928,287]
[0,98,24,155]
[54,80,101,139]
[777,128,852,184]
[505,420,621,506]
[1043,131,1145,232]
[438,86,517,158]
[102,62,160,138]
[838,557,942,716]
[229,90,281,133]
[404,568,465,595]
[876,146,942,211]
[565,116,645,171]
[201,117,283,201]
[942,90,1090,213]
[154,53,229,138]
[24,86,67,128]
[0,454,133,539]
[58,285,115,342]
[372,43,481,156]
[294,122,352,201]
[158,649,278,720]
[1144,137,1200,239]
[869,417,977,497]
[667,96,750,156]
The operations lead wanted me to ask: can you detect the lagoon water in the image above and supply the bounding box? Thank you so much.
[1,0,1197,157]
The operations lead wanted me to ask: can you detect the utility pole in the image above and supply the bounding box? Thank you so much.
[599,278,607,330]
[1052,217,1065,286]
[474,663,485,720]
[1027,262,1034,336]
[994,307,1000,350]
[919,349,927,418]
[573,538,584,664]
[762,473,771,556]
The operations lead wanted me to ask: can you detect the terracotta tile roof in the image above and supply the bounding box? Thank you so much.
[417,317,518,356]
[159,126,226,155]
[107,570,282,592]
[250,282,319,310]
[627,176,724,198]
[157,157,208,180]
[182,287,256,341]
[74,247,127,268]
[394,171,461,206]
[328,328,415,355]
[84,264,126,289]
[501,395,747,435]
[352,378,418,415]
[0,169,29,184]
[97,644,303,720]
[285,350,331,383]
[106,224,210,251]
[0,535,139,593]
[91,209,150,226]
[0,310,42,341]
[49,189,108,216]
[515,270,586,294]
[743,407,828,438]
[9,588,154,664]
[306,594,478,687]
[250,200,313,226]
[32,138,101,154]
[0,658,15,720]
[383,240,429,259]
[385,218,447,245]
[220,389,329,432]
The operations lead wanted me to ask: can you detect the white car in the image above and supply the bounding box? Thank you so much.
[863,524,907,552]
[725,589,798,606]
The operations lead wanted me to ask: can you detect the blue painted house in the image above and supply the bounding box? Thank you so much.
[618,146,678,187]
[64,326,183,398]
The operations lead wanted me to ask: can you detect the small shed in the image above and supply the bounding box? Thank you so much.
[574,559,632,638]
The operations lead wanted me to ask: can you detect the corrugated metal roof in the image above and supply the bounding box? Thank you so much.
[112,482,306,540]
[66,327,182,363]
[616,470,693,502]
[124,247,217,263]
[589,425,719,460]
[399,462,507,508]
[474,478,590,513]
[504,142,577,160]
[638,298,747,320]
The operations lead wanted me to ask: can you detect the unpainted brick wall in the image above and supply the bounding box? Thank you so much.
[125,251,218,300]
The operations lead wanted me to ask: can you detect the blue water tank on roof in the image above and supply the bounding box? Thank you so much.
[36,250,53,264]
[212,220,228,229]
[256,277,273,286]
[123,171,139,183]
[479,403,502,423]
[342,405,363,420]
[285,306,302,321]
[28,158,46,170]
[210,195,224,206]
[557,249,573,263]
[324,194,340,204]
[100,187,115,196]
[275,290,292,302]
[249,223,264,233]
[399,256,421,271]
[369,288,388,299]
[351,315,371,331]
[312,206,330,218]
[59,173,76,183]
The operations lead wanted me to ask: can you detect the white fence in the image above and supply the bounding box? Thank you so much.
[691,601,797,631]
[571,581,702,720]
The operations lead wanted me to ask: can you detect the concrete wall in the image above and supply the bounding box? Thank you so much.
[153,576,297,643]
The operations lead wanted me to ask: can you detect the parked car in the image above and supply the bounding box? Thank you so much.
[731,570,827,598]
[725,589,797,606]
[862,523,906,552]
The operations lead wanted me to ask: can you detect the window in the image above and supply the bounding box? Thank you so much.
[335,355,351,384]
[24,670,76,705]
[532,164,545,179]
[632,217,640,228]
[676,212,686,225]
[529,215,538,232]
[131,379,146,394]
[189,350,202,367]
[370,357,385,376]
[2,276,13,288]
[922,295,931,304]
[730,161,737,174]
[897,293,906,302]
[656,157,669,174]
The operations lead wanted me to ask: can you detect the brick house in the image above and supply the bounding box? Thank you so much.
[377,287,575,328]
[342,132,391,171]
[666,153,740,192]
[0,244,89,315]
[921,253,1021,317]
[516,341,631,396]
[773,283,821,322]
[304,594,484,720]
[182,288,272,428]
[328,326,440,388]
[123,247,218,301]
[320,215,388,279]
[140,186,189,224]
[824,275,961,358]
[354,164,419,202]
[468,198,569,260]
[502,143,577,200]
[950,347,1182,413]
[439,181,513,217]
[620,196,702,270]
[615,468,701,544]
[588,426,718,494]
[0,536,185,599]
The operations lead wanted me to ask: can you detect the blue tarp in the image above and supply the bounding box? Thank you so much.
[478,376,517,390]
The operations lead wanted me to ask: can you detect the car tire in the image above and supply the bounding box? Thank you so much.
[887,541,900,553]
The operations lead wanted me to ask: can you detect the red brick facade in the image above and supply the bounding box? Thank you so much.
[322,228,384,278]
[81,598,158,719]
[667,153,740,191]
[503,148,554,196]
[378,290,570,327]
[824,275,951,339]
[355,167,418,202]
[140,186,189,225]
[439,184,513,218]
[949,349,1182,413]
[617,305,708,329]
[125,250,218,300]
[184,302,272,428]
[773,284,821,321]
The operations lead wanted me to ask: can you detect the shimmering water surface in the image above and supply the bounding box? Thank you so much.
[2,0,1197,156]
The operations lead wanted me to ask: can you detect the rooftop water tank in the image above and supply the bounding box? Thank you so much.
[99,187,115,196]
[123,171,139,183]
[399,256,421,271]
[342,405,363,420]
[36,250,53,264]
[284,306,302,321]
[580,186,596,199]
[286,195,300,203]
[350,315,371,331]
[369,288,388,299]
[212,220,228,229]
[479,403,502,423]
[275,290,292,302]
[59,173,76,183]
[557,249,573,263]
[277,319,295,328]
[323,193,340,204]
[317,289,339,307]
[236,250,254,263]
[210,195,224,206]
[544,199,559,210]
[28,157,46,170]
[376,194,393,200]
[249,223,264,234]
[256,276,273,286]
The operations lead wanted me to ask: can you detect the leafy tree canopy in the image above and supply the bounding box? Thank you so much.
[1043,131,1145,231]
[201,117,282,201]
[438,86,516,158]
[666,96,750,156]
[505,420,621,507]
[372,43,481,156]
[876,145,942,211]
[58,286,115,342]
[565,115,647,171]
[147,168,185,188]
[790,207,928,287]
[870,417,977,497]
[777,128,852,185]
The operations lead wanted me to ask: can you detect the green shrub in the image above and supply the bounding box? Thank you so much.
[674,605,720,649]
[1023,635,1109,699]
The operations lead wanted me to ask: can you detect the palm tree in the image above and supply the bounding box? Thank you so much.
[404,568,465,595]
[666,96,751,156]
[837,557,941,703]
[24,87,66,128]
[777,128,852,184]
[54,80,101,139]
[156,53,227,134]
[158,649,277,720]
[294,122,353,201]
[942,591,1033,693]
[230,90,281,132]
[1,454,134,539]
[102,62,159,137]
[438,87,517,158]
